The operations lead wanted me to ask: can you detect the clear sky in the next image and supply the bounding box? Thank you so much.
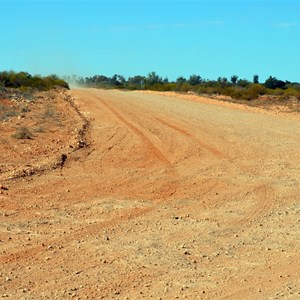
[1,0,299,82]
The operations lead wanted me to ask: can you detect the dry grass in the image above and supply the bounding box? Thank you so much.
[12,126,33,139]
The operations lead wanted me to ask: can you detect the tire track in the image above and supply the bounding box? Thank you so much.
[155,117,226,159]
[155,117,259,176]
[100,100,173,168]
[239,183,275,227]
[0,206,152,264]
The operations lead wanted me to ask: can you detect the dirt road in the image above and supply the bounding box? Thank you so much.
[1,89,300,299]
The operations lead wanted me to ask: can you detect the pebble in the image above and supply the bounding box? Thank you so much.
[0,185,8,190]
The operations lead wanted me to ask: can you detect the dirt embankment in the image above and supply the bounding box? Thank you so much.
[0,88,89,181]
[0,89,299,299]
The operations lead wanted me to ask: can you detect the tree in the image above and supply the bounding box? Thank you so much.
[78,77,85,86]
[109,74,125,86]
[84,75,109,86]
[217,77,228,88]
[176,76,186,84]
[230,75,238,85]
[94,75,109,83]
[253,74,259,84]
[264,76,286,89]
[128,75,145,86]
[145,72,163,85]
[237,79,250,88]
[188,74,202,85]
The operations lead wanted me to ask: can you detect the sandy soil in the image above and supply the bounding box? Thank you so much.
[1,88,300,299]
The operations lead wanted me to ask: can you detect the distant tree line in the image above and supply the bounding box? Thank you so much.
[0,71,69,91]
[65,72,300,101]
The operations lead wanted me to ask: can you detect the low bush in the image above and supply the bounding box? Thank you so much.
[0,108,18,121]
[12,126,33,139]
[43,107,56,119]
[34,125,45,133]
[0,71,69,91]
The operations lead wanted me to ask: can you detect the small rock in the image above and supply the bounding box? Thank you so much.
[0,185,8,191]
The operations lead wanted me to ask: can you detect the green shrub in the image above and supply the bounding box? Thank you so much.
[248,84,267,95]
[229,89,244,100]
[0,71,69,91]
[178,83,191,93]
[284,88,300,98]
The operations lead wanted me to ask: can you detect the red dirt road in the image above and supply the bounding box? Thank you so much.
[1,89,300,299]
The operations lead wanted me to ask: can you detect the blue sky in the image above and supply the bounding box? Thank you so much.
[0,0,299,82]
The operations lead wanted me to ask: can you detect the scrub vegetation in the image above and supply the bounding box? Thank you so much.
[66,72,300,102]
[0,71,69,91]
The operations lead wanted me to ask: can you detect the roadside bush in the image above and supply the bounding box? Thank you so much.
[194,85,208,94]
[178,83,191,93]
[0,71,69,91]
[272,89,285,96]
[224,86,259,101]
[221,87,242,100]
[163,83,177,91]
[248,84,267,96]
[284,87,300,98]
[242,90,259,100]
[148,83,166,91]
